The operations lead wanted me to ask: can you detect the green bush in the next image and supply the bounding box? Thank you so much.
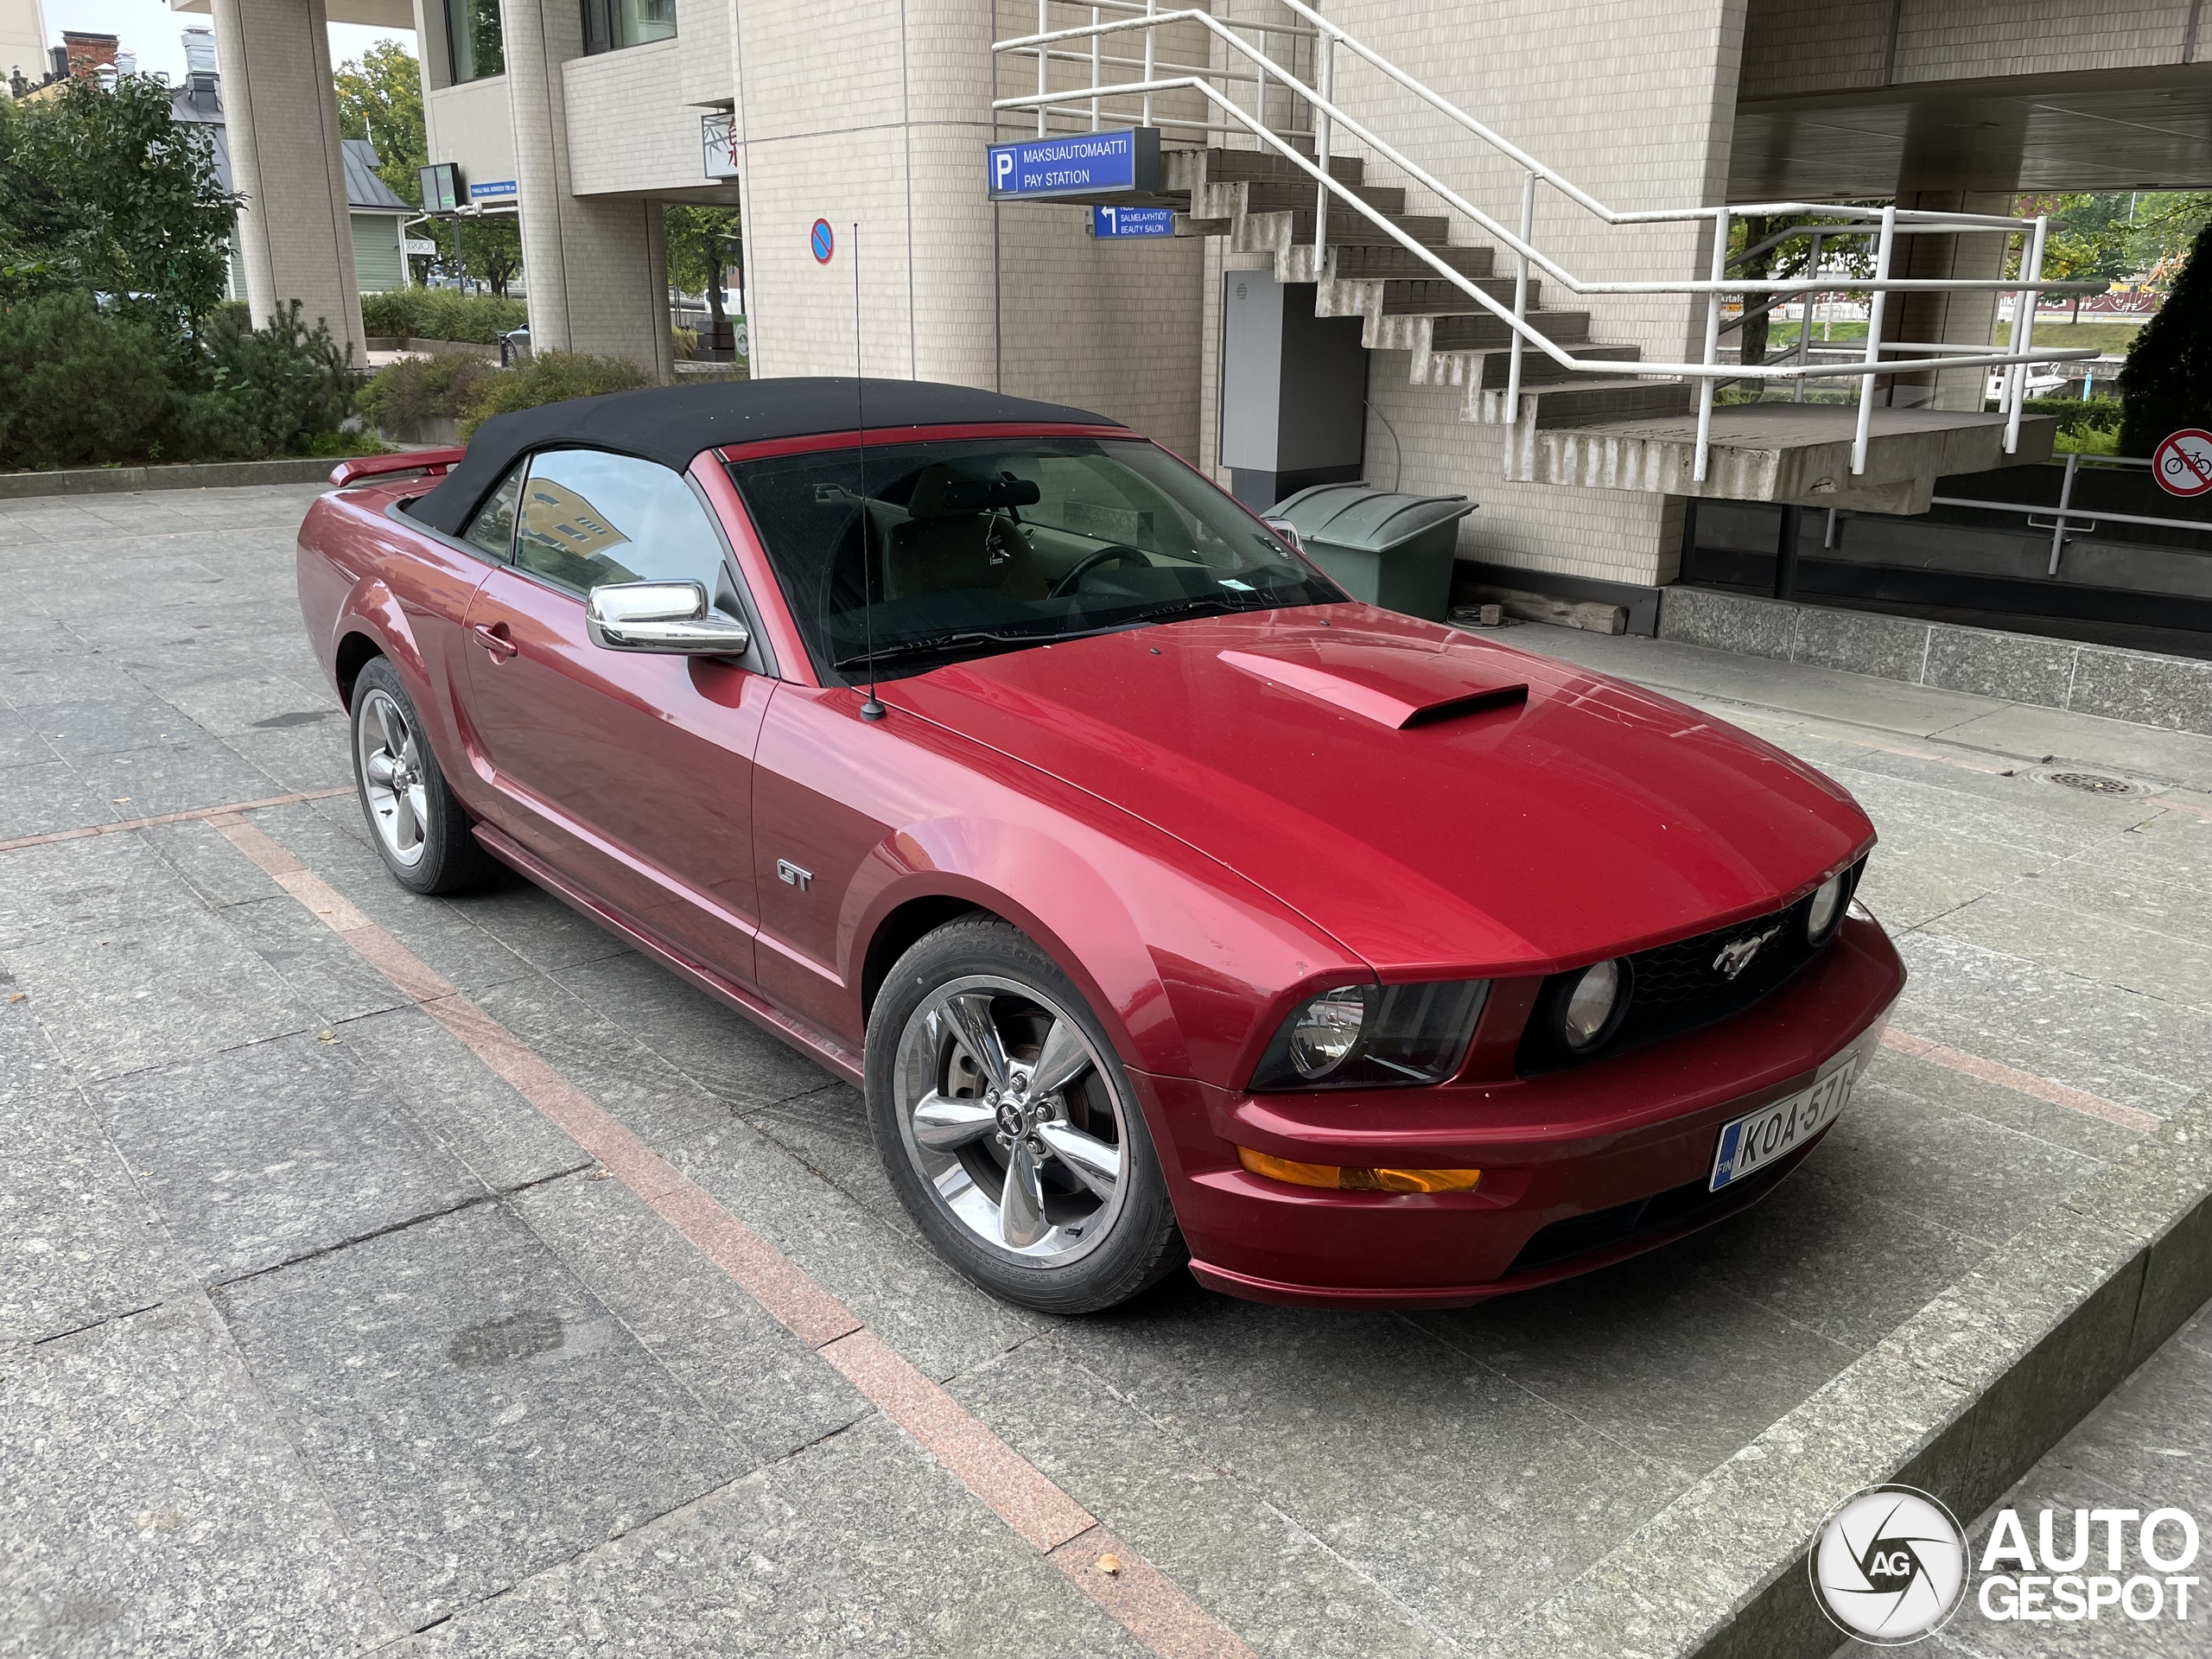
[2120,219,2212,457]
[359,288,526,344]
[168,300,354,461]
[460,351,652,438]
[0,292,355,469]
[0,289,171,467]
[356,352,501,431]
[2018,396,2122,438]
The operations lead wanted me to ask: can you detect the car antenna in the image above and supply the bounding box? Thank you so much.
[853,220,887,723]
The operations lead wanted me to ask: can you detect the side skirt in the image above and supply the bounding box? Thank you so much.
[473,822,866,1090]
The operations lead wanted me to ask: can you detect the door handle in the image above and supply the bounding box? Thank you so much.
[472,621,518,661]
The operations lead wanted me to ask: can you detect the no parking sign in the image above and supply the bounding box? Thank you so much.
[2152,428,2212,498]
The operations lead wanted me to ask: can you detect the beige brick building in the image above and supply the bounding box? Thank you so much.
[178,0,2212,604]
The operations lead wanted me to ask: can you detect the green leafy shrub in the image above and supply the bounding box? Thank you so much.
[356,352,501,430]
[460,351,652,437]
[0,294,355,469]
[359,288,526,343]
[2018,396,2121,438]
[168,301,354,461]
[2120,219,2212,456]
[671,325,697,360]
[0,289,172,467]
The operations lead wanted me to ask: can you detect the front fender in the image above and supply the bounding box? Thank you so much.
[842,811,1362,1088]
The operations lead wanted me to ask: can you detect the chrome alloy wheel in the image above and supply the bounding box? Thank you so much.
[355,688,429,868]
[893,974,1129,1265]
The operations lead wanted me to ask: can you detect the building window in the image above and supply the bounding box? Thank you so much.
[445,0,504,82]
[582,0,677,54]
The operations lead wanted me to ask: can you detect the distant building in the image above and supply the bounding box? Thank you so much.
[171,39,415,302]
[0,0,46,92]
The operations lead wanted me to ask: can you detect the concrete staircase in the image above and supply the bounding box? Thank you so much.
[1154,145,2054,512]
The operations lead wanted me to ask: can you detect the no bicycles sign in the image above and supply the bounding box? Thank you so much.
[2152,428,2212,498]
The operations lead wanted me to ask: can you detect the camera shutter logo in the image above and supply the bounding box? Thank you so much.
[1811,1484,1970,1644]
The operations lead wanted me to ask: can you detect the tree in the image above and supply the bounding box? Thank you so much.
[665,204,741,347]
[2124,193,2212,286]
[334,41,426,208]
[2012,194,2138,321]
[0,73,237,321]
[456,215,523,296]
[2119,218,2212,457]
[1727,210,1876,372]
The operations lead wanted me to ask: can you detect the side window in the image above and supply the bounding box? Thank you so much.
[462,462,524,561]
[514,448,729,598]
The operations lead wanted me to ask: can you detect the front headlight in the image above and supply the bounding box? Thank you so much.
[1251,980,1489,1090]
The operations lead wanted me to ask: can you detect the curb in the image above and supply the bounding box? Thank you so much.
[1481,1086,2212,1659]
[1658,585,2212,740]
[0,457,340,499]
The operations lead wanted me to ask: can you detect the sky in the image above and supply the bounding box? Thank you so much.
[44,0,413,80]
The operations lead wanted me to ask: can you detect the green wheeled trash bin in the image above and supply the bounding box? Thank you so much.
[1266,485,1476,623]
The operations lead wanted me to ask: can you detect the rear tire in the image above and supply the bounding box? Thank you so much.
[867,915,1186,1314]
[350,657,495,895]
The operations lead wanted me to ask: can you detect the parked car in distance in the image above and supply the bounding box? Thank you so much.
[300,379,1904,1314]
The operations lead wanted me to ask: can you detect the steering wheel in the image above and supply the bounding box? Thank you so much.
[1048,544,1151,600]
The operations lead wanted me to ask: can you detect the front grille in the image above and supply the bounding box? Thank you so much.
[1516,858,1862,1074]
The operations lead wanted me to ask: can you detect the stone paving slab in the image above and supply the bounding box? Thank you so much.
[1,1299,404,1659]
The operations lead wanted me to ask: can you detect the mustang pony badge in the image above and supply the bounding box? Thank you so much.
[1713,926,1780,981]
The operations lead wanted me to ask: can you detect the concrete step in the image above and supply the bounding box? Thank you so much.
[1430,309,1592,350]
[1381,275,1541,313]
[1478,341,1637,386]
[1332,244,1495,280]
[1196,147,1364,187]
[1244,180,1406,215]
[1509,403,2059,510]
[1475,379,1694,428]
[1281,208,1451,245]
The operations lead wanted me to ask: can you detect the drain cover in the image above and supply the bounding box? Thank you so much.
[2039,769,2147,798]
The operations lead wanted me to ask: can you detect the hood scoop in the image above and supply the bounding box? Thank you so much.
[1217,647,1528,731]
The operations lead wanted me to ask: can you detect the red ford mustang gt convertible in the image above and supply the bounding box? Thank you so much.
[299,379,1904,1314]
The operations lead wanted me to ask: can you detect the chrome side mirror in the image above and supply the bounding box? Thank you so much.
[585,581,751,656]
[1262,517,1302,553]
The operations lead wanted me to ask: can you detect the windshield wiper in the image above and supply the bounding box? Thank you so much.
[1122,592,1274,627]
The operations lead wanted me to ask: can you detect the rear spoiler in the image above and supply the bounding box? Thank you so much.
[327,448,467,488]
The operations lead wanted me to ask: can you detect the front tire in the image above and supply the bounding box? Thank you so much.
[350,657,494,895]
[866,916,1185,1314]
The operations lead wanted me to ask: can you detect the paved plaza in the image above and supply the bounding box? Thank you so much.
[2,483,2209,1658]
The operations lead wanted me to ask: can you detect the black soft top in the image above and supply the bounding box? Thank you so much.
[409,377,1123,537]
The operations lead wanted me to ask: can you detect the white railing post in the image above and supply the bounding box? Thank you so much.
[2006,213,2047,456]
[1090,3,1102,129]
[2048,450,2078,576]
[1504,168,1535,427]
[1852,204,1897,476]
[1313,33,1333,266]
[1694,205,1727,485]
[1792,231,1821,404]
[1035,0,1048,135]
[1141,0,1155,128]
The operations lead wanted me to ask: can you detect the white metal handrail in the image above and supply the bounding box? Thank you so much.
[993,1,2098,485]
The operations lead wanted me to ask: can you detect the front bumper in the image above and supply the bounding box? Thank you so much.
[1138,914,1904,1310]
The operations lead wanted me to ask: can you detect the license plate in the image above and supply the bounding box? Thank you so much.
[1708,1056,1858,1192]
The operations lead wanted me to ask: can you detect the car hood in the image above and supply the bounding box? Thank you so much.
[883,605,1874,976]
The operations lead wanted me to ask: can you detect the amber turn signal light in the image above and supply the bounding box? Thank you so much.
[1236,1145,1481,1193]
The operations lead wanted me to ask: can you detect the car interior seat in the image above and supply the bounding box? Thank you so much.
[882,466,1047,602]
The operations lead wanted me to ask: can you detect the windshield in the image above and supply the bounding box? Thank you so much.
[727,435,1342,683]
